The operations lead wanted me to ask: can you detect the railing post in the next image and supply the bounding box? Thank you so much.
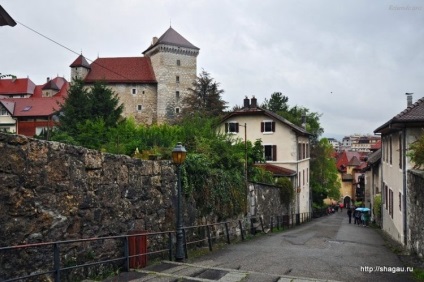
[183,228,188,259]
[224,222,231,244]
[206,225,212,251]
[259,216,264,233]
[123,237,129,272]
[53,243,60,282]
[168,232,173,261]
[270,216,274,233]
[239,220,245,241]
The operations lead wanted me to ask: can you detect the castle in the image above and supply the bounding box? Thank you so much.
[69,27,199,124]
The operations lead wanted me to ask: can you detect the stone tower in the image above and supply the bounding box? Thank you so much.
[69,55,91,81]
[143,27,199,124]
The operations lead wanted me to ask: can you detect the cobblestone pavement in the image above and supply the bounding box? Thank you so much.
[102,212,416,282]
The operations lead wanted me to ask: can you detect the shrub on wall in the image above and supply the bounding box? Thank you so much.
[276,177,294,208]
[373,194,382,224]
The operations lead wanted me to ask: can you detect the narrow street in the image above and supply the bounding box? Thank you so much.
[107,211,415,282]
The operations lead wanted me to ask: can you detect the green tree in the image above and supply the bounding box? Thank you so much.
[261,93,323,143]
[88,82,124,127]
[181,69,227,118]
[310,138,341,206]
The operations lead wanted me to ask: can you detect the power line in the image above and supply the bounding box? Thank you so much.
[16,20,135,81]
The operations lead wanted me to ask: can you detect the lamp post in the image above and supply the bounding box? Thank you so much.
[172,142,187,262]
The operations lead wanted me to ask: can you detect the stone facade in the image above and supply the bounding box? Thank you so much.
[407,170,424,258]
[146,46,198,123]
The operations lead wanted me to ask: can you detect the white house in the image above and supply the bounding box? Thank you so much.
[218,97,311,215]
[374,96,424,245]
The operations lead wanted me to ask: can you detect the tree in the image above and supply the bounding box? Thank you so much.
[54,79,124,144]
[261,93,323,144]
[310,138,341,206]
[181,69,227,118]
[0,73,16,79]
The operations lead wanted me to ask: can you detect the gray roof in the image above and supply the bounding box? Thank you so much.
[143,27,199,54]
[367,148,381,165]
[375,97,424,133]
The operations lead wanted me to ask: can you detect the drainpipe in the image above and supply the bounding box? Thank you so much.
[402,127,407,246]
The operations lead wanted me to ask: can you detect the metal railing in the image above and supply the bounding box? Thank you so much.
[0,212,311,282]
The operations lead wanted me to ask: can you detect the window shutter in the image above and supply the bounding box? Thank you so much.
[272,145,277,161]
[225,123,228,133]
[272,122,275,132]
[261,122,264,132]
[236,123,239,133]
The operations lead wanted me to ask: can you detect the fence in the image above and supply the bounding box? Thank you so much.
[0,212,311,281]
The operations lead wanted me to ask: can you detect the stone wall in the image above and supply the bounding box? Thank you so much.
[0,133,295,280]
[407,170,424,257]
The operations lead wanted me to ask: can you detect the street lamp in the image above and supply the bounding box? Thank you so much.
[172,142,187,261]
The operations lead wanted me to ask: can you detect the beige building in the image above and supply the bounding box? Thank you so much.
[69,27,199,124]
[218,97,311,214]
[374,96,424,245]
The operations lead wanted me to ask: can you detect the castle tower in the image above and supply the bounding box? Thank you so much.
[69,55,91,81]
[143,27,199,124]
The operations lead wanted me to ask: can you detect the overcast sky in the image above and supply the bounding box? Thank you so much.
[1,0,423,140]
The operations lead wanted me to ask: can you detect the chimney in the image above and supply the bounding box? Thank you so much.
[152,37,158,45]
[243,96,250,109]
[406,93,413,107]
[250,96,257,109]
[47,77,50,82]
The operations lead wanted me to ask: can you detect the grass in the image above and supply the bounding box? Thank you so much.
[413,268,424,281]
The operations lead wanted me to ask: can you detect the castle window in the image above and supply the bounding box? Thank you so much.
[176,91,180,99]
[137,105,142,112]
[142,90,145,94]
[177,59,181,66]
[176,107,180,114]
[132,88,137,95]
[176,76,180,83]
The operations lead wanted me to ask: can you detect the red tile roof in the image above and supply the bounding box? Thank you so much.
[4,97,63,117]
[70,54,91,68]
[83,57,156,84]
[0,78,36,95]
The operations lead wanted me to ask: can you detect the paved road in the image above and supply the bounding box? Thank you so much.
[104,211,415,281]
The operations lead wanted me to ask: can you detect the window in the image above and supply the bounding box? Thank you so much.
[399,133,402,169]
[261,121,275,133]
[176,91,180,99]
[176,76,180,83]
[177,59,181,66]
[303,143,306,159]
[389,189,393,218]
[389,136,392,165]
[132,88,137,95]
[302,169,305,186]
[137,105,142,112]
[0,107,9,116]
[385,185,388,210]
[225,122,239,133]
[399,192,402,211]
[298,143,302,160]
[307,168,309,183]
[22,106,32,111]
[175,107,180,114]
[264,145,277,161]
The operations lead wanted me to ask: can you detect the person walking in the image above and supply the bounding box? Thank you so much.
[347,207,352,224]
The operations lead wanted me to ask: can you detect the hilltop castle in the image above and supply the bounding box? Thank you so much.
[69,27,199,124]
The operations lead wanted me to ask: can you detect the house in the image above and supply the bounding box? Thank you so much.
[374,95,424,245]
[69,27,199,125]
[335,150,368,207]
[0,77,68,136]
[363,148,382,222]
[218,96,311,214]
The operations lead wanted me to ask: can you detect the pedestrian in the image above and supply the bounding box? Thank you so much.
[354,209,361,225]
[347,208,352,224]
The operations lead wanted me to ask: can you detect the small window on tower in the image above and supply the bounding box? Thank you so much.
[176,107,180,114]
[176,91,180,99]
[132,88,137,95]
[176,76,180,83]
[177,59,181,66]
[137,105,142,112]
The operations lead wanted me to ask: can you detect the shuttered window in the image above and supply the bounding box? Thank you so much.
[264,145,277,161]
[261,121,275,133]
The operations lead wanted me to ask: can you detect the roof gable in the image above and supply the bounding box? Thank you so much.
[84,57,156,83]
[0,78,36,95]
[70,54,91,68]
[375,97,424,133]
